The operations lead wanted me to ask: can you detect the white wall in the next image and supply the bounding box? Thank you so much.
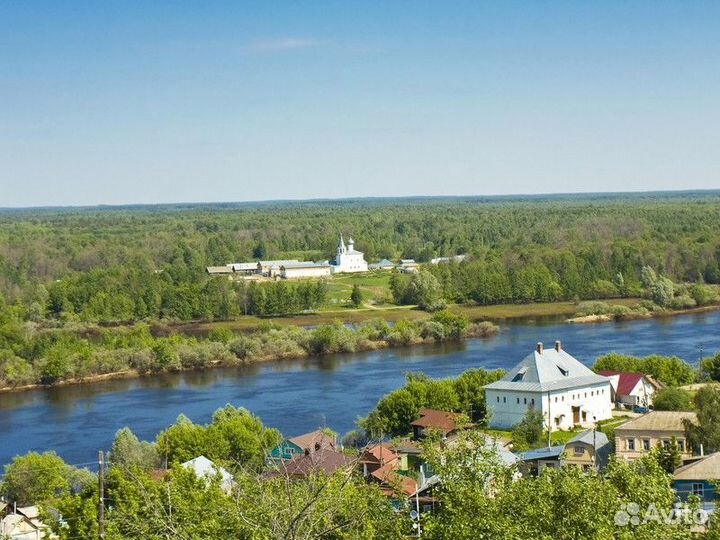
[486,383,612,431]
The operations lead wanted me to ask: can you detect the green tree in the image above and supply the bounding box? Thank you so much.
[350,284,364,307]
[652,387,692,411]
[1,452,73,505]
[684,385,720,453]
[511,407,545,450]
[109,427,160,470]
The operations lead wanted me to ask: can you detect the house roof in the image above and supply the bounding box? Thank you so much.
[279,448,352,477]
[281,261,331,269]
[597,371,647,395]
[411,408,462,434]
[673,452,720,481]
[568,430,610,449]
[288,430,336,452]
[206,266,233,274]
[517,445,566,461]
[484,342,610,393]
[614,411,698,432]
[360,443,399,465]
[180,456,234,490]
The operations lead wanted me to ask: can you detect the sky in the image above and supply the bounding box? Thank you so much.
[1,1,719,207]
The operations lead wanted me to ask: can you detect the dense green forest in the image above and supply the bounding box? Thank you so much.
[2,193,720,324]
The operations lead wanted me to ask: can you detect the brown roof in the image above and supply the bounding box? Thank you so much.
[359,443,399,465]
[289,430,336,453]
[277,448,352,478]
[615,411,698,433]
[411,408,462,433]
[673,452,720,481]
[370,464,418,497]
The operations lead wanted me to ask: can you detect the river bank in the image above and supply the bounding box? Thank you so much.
[3,310,720,468]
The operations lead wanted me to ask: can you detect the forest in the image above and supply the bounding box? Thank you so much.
[2,193,720,324]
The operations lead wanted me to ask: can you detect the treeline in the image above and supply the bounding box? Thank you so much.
[2,195,720,323]
[0,309,496,389]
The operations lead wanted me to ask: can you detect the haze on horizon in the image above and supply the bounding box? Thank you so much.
[1,1,719,208]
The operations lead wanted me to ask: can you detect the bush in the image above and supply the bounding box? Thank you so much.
[653,387,693,411]
[465,321,500,338]
[669,295,696,310]
[575,301,612,317]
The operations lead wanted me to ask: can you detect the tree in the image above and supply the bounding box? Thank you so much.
[699,352,720,381]
[1,452,72,505]
[652,276,675,307]
[656,438,682,473]
[652,387,692,411]
[110,427,160,470]
[350,284,364,308]
[684,385,720,453]
[511,407,545,450]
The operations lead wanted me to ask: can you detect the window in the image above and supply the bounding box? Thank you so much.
[496,396,500,403]
[678,440,685,452]
[503,397,506,403]
[574,446,585,455]
[561,396,565,402]
[591,391,594,396]
[555,397,558,403]
[662,440,671,449]
[693,483,705,499]
[642,439,650,451]
[627,439,635,451]
[517,398,520,404]
[584,392,587,398]
[523,398,527,405]
[531,398,535,406]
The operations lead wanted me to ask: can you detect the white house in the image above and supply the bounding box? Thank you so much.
[597,371,663,408]
[332,235,368,274]
[280,261,333,279]
[484,341,612,431]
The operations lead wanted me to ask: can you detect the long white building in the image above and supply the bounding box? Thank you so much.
[484,341,612,431]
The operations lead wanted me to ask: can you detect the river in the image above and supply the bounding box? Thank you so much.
[1,311,719,468]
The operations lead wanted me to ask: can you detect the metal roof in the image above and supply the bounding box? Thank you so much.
[484,343,610,393]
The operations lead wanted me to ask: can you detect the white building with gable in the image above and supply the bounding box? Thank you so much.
[332,234,368,274]
[484,341,612,431]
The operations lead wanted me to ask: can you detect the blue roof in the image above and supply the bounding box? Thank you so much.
[517,445,565,461]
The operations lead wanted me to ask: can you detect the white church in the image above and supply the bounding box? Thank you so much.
[484,341,612,431]
[332,234,368,274]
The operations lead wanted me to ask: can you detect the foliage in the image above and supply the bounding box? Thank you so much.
[350,284,363,308]
[699,352,720,381]
[684,384,720,453]
[156,405,282,471]
[0,451,93,506]
[109,427,161,470]
[511,407,545,451]
[593,353,695,386]
[652,387,693,411]
[361,369,505,437]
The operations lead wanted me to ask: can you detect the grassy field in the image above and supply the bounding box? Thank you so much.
[323,271,394,307]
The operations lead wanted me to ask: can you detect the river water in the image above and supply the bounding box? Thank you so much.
[1,311,719,468]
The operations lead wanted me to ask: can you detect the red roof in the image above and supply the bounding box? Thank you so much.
[359,443,399,466]
[598,371,645,395]
[411,408,461,434]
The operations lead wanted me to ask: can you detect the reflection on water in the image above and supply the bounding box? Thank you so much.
[1,311,719,468]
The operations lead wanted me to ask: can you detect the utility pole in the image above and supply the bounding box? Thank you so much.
[98,450,105,540]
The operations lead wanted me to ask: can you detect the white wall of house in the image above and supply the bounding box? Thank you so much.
[620,379,657,407]
[486,383,612,431]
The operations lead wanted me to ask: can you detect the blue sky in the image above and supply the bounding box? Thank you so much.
[1,1,719,207]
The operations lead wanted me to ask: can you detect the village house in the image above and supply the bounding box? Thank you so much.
[205,265,234,276]
[563,430,611,471]
[484,341,612,431]
[268,429,337,464]
[516,445,566,476]
[332,235,368,274]
[0,503,55,540]
[266,447,353,479]
[673,452,720,511]
[411,408,463,440]
[429,254,466,265]
[614,411,698,461]
[598,371,663,408]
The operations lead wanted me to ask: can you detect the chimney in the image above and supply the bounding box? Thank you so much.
[536,342,543,354]
[555,340,562,352]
